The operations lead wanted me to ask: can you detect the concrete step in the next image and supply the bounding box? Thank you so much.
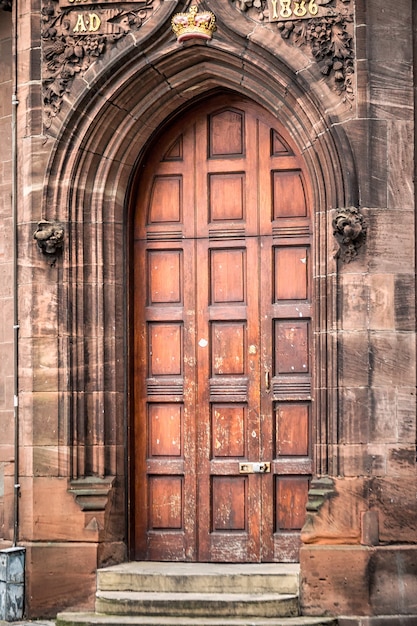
[56,613,339,626]
[97,562,299,595]
[95,590,299,617]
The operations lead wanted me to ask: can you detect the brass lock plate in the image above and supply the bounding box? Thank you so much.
[239,462,271,474]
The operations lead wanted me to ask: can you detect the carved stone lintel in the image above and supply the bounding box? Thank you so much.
[34,220,65,265]
[333,206,366,263]
[69,476,115,511]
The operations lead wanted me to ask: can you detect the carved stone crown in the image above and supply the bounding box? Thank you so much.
[172,5,216,43]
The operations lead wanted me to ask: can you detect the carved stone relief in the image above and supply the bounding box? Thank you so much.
[40,0,354,125]
[332,206,367,263]
[41,0,157,126]
[231,0,354,102]
[33,220,65,265]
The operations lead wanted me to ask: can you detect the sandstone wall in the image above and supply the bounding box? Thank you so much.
[300,1,417,617]
[0,12,13,543]
[0,0,416,620]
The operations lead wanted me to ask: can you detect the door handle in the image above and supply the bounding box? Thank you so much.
[265,369,271,393]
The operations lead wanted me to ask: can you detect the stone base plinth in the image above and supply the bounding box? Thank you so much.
[300,545,417,618]
[338,618,417,626]
[24,542,98,618]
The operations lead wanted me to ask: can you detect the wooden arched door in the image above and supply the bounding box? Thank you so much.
[132,94,313,562]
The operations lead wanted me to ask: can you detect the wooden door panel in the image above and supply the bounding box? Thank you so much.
[134,96,313,563]
[148,250,183,304]
[211,323,246,376]
[148,175,183,224]
[163,135,183,161]
[148,323,183,376]
[209,173,245,222]
[271,130,293,156]
[212,476,247,530]
[272,170,307,218]
[274,246,309,301]
[275,477,310,531]
[149,404,182,457]
[211,248,246,303]
[269,475,310,562]
[275,321,310,375]
[258,112,313,561]
[197,231,260,561]
[212,405,246,458]
[135,127,195,242]
[149,476,183,529]
[134,239,196,560]
[208,108,244,157]
[276,403,310,457]
[200,110,258,239]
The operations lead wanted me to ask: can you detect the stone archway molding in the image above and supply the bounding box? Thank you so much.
[40,4,359,517]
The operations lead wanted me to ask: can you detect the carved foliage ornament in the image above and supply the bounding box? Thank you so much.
[41,0,156,126]
[332,207,366,263]
[231,0,354,101]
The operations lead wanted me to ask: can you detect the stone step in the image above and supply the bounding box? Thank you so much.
[56,613,339,626]
[97,562,299,595]
[95,590,299,618]
[57,563,338,626]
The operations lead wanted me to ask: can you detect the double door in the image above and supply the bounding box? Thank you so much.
[133,95,313,562]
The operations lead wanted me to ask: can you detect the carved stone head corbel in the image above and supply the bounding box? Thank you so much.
[33,220,65,266]
[332,206,366,263]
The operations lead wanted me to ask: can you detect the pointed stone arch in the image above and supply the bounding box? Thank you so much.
[41,12,358,533]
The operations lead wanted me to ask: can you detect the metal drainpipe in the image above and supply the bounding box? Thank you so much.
[12,0,20,548]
